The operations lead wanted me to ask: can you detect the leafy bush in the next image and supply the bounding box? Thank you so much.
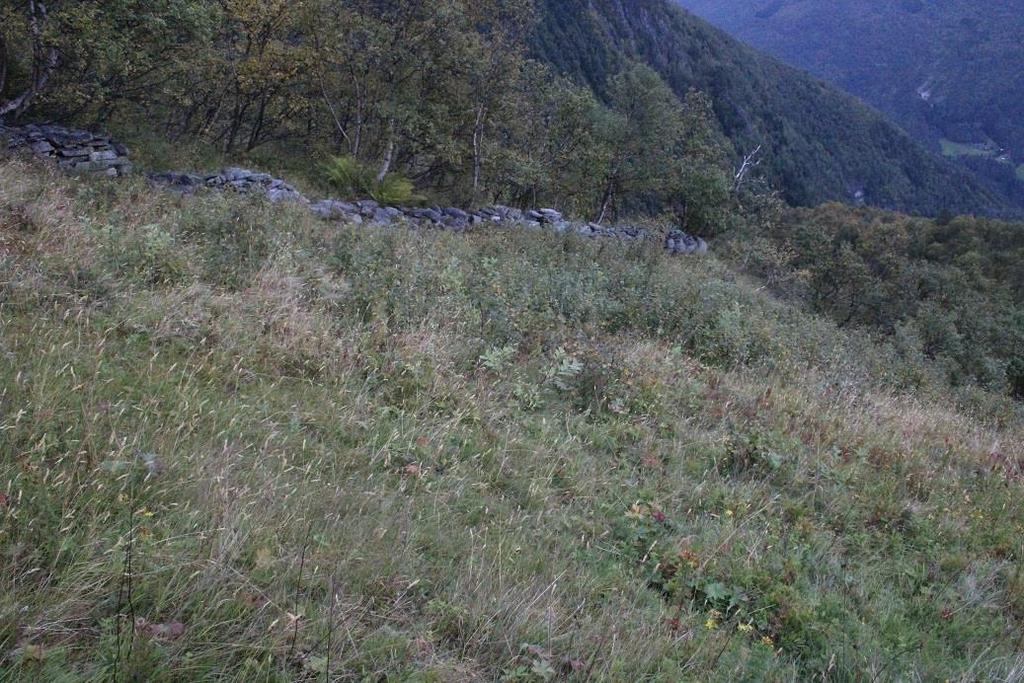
[323,156,424,206]
[102,222,190,286]
[727,202,1024,398]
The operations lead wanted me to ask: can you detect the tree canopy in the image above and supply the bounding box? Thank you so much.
[0,0,732,219]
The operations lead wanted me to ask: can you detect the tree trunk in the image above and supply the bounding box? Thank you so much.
[247,93,269,151]
[223,93,251,153]
[0,2,59,121]
[472,104,486,202]
[377,134,395,183]
[316,66,351,153]
[352,79,365,158]
[596,178,616,224]
[0,29,8,99]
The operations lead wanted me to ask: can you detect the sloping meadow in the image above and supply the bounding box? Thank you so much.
[2,158,1023,680]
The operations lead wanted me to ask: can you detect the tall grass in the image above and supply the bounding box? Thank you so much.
[1,157,1023,681]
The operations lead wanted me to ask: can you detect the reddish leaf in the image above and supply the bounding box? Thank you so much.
[136,618,186,640]
[560,656,586,674]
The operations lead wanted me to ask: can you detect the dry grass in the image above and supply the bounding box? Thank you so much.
[1,157,1023,681]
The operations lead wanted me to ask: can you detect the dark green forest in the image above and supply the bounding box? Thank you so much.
[4,0,1024,218]
[534,0,1024,217]
[676,0,1024,198]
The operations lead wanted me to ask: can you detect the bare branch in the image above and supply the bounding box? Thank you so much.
[732,144,763,194]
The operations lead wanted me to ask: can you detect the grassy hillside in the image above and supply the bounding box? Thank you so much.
[675,0,1024,168]
[3,156,1024,680]
[532,0,1023,218]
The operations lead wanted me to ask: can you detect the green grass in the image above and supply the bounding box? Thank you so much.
[939,138,998,159]
[2,157,1023,681]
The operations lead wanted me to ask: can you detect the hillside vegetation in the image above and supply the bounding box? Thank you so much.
[2,0,1021,220]
[3,156,1024,680]
[722,202,1024,398]
[0,0,729,231]
[533,0,1023,217]
[4,0,1024,679]
[675,0,1024,195]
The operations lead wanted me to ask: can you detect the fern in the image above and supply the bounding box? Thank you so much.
[324,156,424,205]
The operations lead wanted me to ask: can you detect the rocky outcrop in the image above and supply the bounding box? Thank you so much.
[665,230,709,255]
[0,124,133,177]
[148,168,304,204]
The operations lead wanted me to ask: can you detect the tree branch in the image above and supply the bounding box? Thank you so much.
[732,144,763,194]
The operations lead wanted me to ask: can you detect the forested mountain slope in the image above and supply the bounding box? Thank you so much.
[3,0,1022,219]
[534,0,1023,217]
[675,0,1024,186]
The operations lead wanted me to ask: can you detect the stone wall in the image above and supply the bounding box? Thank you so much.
[152,168,709,254]
[2,122,709,255]
[148,168,304,203]
[0,124,133,177]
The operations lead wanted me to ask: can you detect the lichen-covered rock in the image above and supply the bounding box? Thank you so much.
[665,230,708,255]
[148,167,306,203]
[1,123,133,177]
[311,199,359,219]
[147,172,205,193]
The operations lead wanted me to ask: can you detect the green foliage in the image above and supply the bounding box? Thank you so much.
[479,344,519,374]
[584,66,730,226]
[0,0,218,119]
[0,0,737,218]
[533,0,1024,218]
[323,155,424,205]
[726,202,1024,397]
[8,0,1013,220]
[101,222,190,286]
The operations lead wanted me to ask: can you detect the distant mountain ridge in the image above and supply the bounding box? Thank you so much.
[674,0,1024,188]
[532,0,1024,217]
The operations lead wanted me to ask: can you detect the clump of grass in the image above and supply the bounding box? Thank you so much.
[1,157,1023,680]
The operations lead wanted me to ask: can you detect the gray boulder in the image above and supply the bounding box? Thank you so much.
[443,207,469,220]
[312,199,359,220]
[538,208,563,223]
[665,230,708,255]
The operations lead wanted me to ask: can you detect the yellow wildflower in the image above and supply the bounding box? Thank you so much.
[626,503,647,520]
